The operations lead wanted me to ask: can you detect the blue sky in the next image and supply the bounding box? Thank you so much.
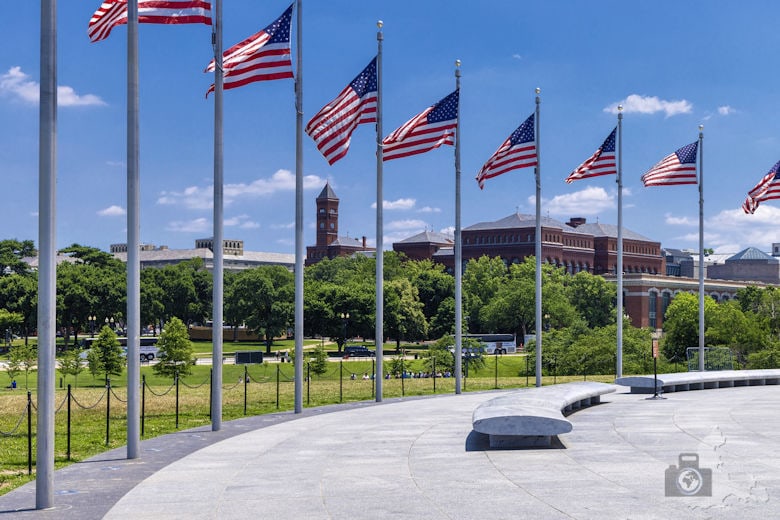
[4,1,780,256]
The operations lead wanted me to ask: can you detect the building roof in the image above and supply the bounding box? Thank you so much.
[727,247,778,263]
[396,230,454,245]
[317,182,338,200]
[575,222,655,242]
[328,236,374,250]
[112,248,295,267]
[465,213,591,234]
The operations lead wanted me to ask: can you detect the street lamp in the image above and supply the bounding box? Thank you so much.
[88,315,97,338]
[105,316,115,332]
[340,312,350,350]
[648,330,665,400]
[543,313,550,332]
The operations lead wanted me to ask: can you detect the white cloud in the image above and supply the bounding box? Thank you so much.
[439,226,455,236]
[165,218,209,233]
[270,222,295,230]
[418,206,441,213]
[604,94,692,118]
[512,54,523,60]
[544,186,614,216]
[718,105,735,116]
[97,205,126,217]
[157,169,325,209]
[371,198,416,210]
[0,66,106,107]
[224,214,260,229]
[696,205,780,253]
[664,214,695,226]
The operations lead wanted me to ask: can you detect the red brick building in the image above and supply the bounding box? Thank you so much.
[306,183,374,266]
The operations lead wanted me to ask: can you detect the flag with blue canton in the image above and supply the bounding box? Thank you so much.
[476,113,537,189]
[566,127,617,183]
[306,57,378,165]
[205,4,293,96]
[383,90,459,161]
[743,160,780,214]
[641,141,698,187]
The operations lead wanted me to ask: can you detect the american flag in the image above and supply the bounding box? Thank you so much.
[565,127,616,183]
[742,160,780,214]
[306,57,378,165]
[476,113,536,189]
[205,4,293,96]
[382,90,458,161]
[641,142,698,187]
[88,0,212,43]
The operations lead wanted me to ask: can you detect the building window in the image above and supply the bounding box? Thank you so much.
[649,292,657,329]
[662,291,671,319]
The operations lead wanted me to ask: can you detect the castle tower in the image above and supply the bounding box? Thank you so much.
[316,182,339,247]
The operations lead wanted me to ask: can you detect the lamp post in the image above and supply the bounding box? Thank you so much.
[648,330,665,400]
[88,315,97,338]
[105,316,115,332]
[543,313,550,332]
[340,312,350,351]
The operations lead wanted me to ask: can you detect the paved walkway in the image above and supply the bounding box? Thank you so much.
[2,386,780,519]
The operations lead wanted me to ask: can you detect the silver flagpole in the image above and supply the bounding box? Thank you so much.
[534,88,542,388]
[454,60,463,394]
[211,0,224,430]
[36,0,56,509]
[698,125,705,371]
[616,105,623,379]
[294,0,304,413]
[126,0,141,459]
[375,21,384,401]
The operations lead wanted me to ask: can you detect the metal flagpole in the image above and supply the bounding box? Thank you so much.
[375,21,384,401]
[294,0,304,413]
[698,125,705,371]
[36,0,56,509]
[454,60,463,394]
[211,0,224,429]
[616,105,623,379]
[534,88,542,388]
[126,0,141,459]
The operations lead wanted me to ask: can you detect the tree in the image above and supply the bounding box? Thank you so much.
[58,348,85,387]
[231,266,294,354]
[566,271,616,328]
[88,326,124,384]
[153,317,195,378]
[0,272,37,343]
[308,344,329,376]
[384,278,428,350]
[0,239,36,276]
[0,309,23,344]
[462,256,507,332]
[9,342,36,389]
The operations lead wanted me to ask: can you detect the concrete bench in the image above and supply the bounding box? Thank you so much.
[615,369,780,394]
[471,381,616,448]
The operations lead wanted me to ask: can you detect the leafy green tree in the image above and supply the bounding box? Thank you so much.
[0,239,36,276]
[308,344,329,376]
[384,278,428,350]
[58,348,84,387]
[748,341,780,369]
[402,259,454,332]
[0,309,23,342]
[153,317,195,378]
[429,296,455,339]
[231,266,294,354]
[0,272,37,343]
[706,299,768,366]
[88,326,124,384]
[566,271,616,328]
[462,256,507,332]
[422,336,457,374]
[9,342,36,389]
[661,292,717,361]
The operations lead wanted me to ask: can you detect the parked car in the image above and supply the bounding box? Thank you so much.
[344,345,375,358]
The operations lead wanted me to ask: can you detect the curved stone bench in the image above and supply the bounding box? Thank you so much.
[472,381,616,448]
[615,369,780,394]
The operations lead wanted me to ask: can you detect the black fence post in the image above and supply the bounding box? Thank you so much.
[494,355,499,389]
[141,374,146,437]
[67,384,72,461]
[243,365,248,416]
[276,364,280,409]
[525,355,529,387]
[27,391,32,475]
[208,368,213,420]
[306,363,310,406]
[175,371,180,429]
[339,360,343,403]
[433,357,437,392]
[371,359,375,399]
[105,378,111,446]
[401,353,405,396]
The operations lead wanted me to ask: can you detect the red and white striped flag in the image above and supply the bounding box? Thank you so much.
[306,57,378,165]
[204,4,293,97]
[565,127,616,183]
[743,160,780,214]
[382,90,458,161]
[476,113,536,189]
[88,0,212,43]
[641,141,698,187]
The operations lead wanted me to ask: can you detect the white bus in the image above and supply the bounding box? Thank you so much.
[464,334,517,355]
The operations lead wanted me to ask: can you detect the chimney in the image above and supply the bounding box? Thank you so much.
[362,236,367,249]
[567,217,586,228]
